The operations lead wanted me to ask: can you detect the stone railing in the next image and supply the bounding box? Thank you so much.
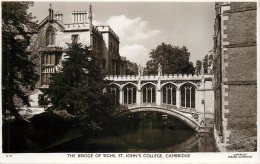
[64,23,89,31]
[42,64,56,73]
[105,74,213,81]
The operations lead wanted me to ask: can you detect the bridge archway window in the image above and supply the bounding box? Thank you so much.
[181,84,196,108]
[123,84,136,105]
[109,85,120,107]
[142,84,156,103]
[162,84,176,105]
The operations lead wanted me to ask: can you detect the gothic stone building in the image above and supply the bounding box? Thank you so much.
[28,5,127,107]
[213,2,257,151]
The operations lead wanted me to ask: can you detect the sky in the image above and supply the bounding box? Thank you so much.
[29,2,215,66]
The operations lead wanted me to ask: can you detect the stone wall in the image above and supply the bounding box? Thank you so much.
[213,2,257,152]
[224,2,257,147]
[226,85,257,142]
[225,47,256,82]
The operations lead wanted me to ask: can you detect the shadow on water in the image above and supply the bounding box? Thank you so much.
[43,112,216,152]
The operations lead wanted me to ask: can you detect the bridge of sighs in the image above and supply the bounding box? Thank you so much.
[106,68,214,133]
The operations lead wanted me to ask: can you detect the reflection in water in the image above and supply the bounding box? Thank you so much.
[43,112,216,152]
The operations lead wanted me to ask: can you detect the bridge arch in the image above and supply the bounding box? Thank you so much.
[161,82,178,90]
[114,107,201,132]
[178,81,198,90]
[109,82,121,90]
[121,82,138,90]
[140,82,157,90]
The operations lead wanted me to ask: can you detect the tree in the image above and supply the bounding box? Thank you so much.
[203,55,209,74]
[126,60,138,75]
[44,43,113,132]
[2,2,39,119]
[145,42,195,74]
[195,60,202,75]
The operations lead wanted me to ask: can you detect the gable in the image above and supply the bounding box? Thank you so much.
[38,16,65,32]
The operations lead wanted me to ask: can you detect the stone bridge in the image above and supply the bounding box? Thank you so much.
[105,72,214,133]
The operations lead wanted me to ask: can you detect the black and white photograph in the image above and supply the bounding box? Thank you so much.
[1,0,258,163]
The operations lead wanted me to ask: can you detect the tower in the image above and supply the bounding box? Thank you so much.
[89,4,93,48]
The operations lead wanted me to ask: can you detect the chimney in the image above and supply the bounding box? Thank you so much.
[55,11,63,22]
[72,10,87,23]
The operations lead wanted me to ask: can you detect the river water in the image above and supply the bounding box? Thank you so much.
[45,112,217,152]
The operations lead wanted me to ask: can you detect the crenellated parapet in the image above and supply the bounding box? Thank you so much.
[97,26,120,41]
[108,26,119,41]
[92,26,103,38]
[106,74,212,81]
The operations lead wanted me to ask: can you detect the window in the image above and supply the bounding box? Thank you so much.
[123,84,136,105]
[142,84,156,104]
[71,35,79,44]
[42,54,55,65]
[42,73,52,85]
[181,83,196,108]
[46,26,55,45]
[162,83,176,105]
[109,85,120,107]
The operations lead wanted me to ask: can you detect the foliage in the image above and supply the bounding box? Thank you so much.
[2,111,76,152]
[126,60,138,75]
[43,43,114,132]
[144,42,195,74]
[29,111,74,148]
[203,55,209,74]
[2,119,31,152]
[38,92,49,110]
[195,60,202,75]
[195,52,214,75]
[2,2,39,119]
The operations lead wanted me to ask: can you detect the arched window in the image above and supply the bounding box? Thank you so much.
[109,84,120,107]
[181,83,196,108]
[142,84,156,104]
[123,84,136,105]
[162,83,176,105]
[46,26,55,45]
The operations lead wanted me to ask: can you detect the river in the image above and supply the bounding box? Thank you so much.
[43,112,217,152]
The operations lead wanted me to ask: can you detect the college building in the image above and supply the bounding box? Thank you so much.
[213,2,257,151]
[27,4,127,107]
